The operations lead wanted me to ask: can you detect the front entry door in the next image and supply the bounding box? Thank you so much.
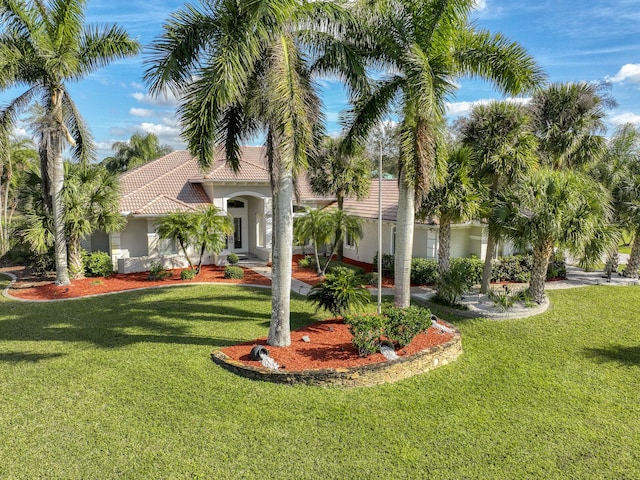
[233,217,242,249]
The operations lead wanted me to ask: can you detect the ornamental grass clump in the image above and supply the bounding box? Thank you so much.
[307,268,370,317]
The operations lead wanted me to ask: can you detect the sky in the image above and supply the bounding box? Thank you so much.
[2,0,640,160]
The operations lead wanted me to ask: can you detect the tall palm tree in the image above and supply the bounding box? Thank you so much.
[307,136,370,261]
[102,132,173,173]
[144,0,365,346]
[418,145,481,276]
[529,82,612,171]
[193,206,234,273]
[345,0,544,307]
[461,100,538,293]
[494,168,613,303]
[0,0,140,285]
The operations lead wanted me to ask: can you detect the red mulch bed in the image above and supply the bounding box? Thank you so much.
[220,318,453,371]
[7,265,271,301]
[4,254,393,301]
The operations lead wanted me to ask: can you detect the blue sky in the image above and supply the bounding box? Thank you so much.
[2,0,640,160]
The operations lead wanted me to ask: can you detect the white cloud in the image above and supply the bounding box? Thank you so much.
[611,113,640,127]
[606,64,640,84]
[136,121,185,149]
[446,97,531,117]
[129,108,155,117]
[474,0,487,11]
[131,90,180,107]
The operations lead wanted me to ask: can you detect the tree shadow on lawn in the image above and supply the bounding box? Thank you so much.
[0,286,318,349]
[0,352,66,363]
[583,345,640,366]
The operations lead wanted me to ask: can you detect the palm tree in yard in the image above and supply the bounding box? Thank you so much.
[529,82,612,171]
[593,124,640,277]
[494,168,613,304]
[18,162,125,279]
[418,145,481,277]
[193,206,234,274]
[307,136,370,261]
[102,132,173,173]
[461,100,538,293]
[294,207,332,275]
[345,0,544,307]
[144,0,366,346]
[156,212,197,272]
[0,0,140,285]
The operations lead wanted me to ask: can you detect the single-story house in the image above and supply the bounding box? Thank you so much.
[83,148,509,273]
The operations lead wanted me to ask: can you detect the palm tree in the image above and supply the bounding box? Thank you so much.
[345,0,544,307]
[529,82,612,171]
[0,134,37,255]
[0,0,140,285]
[144,0,365,346]
[494,168,613,303]
[307,136,371,261]
[102,132,173,173]
[293,207,333,275]
[18,162,125,278]
[63,163,126,278]
[595,124,640,277]
[156,212,197,271]
[460,100,538,293]
[319,209,363,276]
[418,145,481,276]
[193,206,234,273]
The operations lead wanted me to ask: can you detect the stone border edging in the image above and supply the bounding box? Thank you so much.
[211,320,462,388]
[1,272,18,300]
[430,296,550,320]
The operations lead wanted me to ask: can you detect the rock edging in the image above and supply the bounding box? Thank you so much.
[211,320,462,388]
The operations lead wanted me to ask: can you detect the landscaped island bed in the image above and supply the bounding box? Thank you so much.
[213,318,460,387]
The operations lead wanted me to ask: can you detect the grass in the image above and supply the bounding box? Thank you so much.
[1,275,640,478]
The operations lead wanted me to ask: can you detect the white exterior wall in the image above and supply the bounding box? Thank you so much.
[343,219,395,264]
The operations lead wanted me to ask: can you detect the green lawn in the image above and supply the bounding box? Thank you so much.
[1,275,640,479]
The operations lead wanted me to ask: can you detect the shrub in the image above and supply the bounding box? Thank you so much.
[435,261,474,306]
[83,251,113,278]
[227,253,239,265]
[383,305,431,347]
[362,271,378,286]
[546,255,566,280]
[180,268,196,280]
[307,268,370,317]
[410,258,438,285]
[491,255,531,283]
[297,255,314,268]
[372,252,394,277]
[224,265,244,279]
[450,256,483,286]
[487,285,518,312]
[344,313,387,357]
[148,262,171,280]
[28,249,56,276]
[326,261,364,276]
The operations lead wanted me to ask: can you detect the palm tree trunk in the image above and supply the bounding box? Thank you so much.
[268,166,293,347]
[437,217,451,276]
[336,195,344,262]
[624,226,640,278]
[68,237,84,279]
[530,239,553,304]
[480,230,496,294]
[394,171,414,308]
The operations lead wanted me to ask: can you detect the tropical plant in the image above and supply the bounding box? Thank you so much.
[494,168,613,303]
[18,163,125,279]
[307,267,370,318]
[193,206,234,273]
[320,209,363,276]
[596,124,640,278]
[418,145,481,277]
[529,82,612,171]
[102,132,173,173]
[0,134,37,255]
[155,212,197,271]
[293,207,332,274]
[144,0,366,346]
[345,0,544,307]
[181,268,196,280]
[461,100,538,293]
[308,136,371,261]
[0,0,140,285]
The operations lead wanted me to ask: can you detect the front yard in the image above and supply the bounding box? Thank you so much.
[0,275,639,478]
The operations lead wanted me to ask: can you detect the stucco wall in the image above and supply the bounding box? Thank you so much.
[120,219,149,258]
